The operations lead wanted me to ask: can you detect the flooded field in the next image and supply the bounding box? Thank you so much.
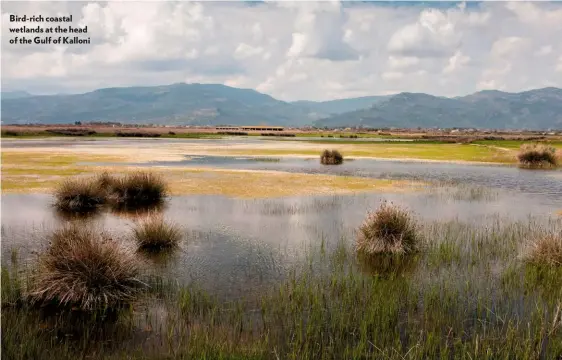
[2,137,562,359]
[116,154,562,203]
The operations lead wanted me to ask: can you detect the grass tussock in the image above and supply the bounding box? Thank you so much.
[525,232,562,267]
[107,172,168,208]
[27,224,145,311]
[54,171,168,214]
[132,215,182,251]
[54,178,105,213]
[356,201,419,255]
[517,143,559,168]
[320,149,344,165]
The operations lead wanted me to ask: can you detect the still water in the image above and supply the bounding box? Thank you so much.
[2,190,559,298]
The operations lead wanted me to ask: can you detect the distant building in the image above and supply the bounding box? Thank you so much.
[215,126,284,131]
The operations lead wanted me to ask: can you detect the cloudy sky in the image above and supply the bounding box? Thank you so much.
[2,1,562,101]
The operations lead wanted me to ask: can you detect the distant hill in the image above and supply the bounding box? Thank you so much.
[0,83,320,126]
[1,91,32,99]
[2,83,561,130]
[314,87,562,130]
[292,96,389,116]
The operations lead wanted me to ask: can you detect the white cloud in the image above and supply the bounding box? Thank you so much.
[382,71,404,81]
[535,45,553,57]
[491,37,529,58]
[388,56,420,70]
[388,8,460,58]
[443,51,470,74]
[1,1,561,101]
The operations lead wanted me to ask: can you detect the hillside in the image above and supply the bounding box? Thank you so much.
[0,83,320,126]
[314,87,562,130]
[1,91,33,100]
[292,96,389,116]
[2,84,561,130]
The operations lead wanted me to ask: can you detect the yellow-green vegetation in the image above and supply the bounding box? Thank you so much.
[473,139,562,150]
[206,143,516,163]
[356,201,419,255]
[27,224,145,311]
[1,149,424,198]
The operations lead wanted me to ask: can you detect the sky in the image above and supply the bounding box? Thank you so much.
[1,1,562,101]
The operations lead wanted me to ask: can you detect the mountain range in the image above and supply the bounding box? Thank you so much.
[1,83,561,130]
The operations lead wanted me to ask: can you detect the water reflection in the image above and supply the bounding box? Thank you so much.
[2,191,559,298]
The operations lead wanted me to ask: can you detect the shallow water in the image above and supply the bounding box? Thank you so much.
[2,191,559,299]
[112,154,562,204]
[4,137,560,202]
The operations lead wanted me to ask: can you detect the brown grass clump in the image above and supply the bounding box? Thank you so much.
[356,201,419,255]
[320,149,344,165]
[27,224,145,310]
[107,171,168,208]
[132,215,182,251]
[54,178,105,213]
[525,233,562,267]
[517,144,559,168]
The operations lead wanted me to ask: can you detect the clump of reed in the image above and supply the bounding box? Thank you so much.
[356,201,419,255]
[106,172,168,208]
[53,171,168,214]
[320,149,343,165]
[132,215,182,252]
[524,232,562,267]
[53,177,105,213]
[517,143,559,169]
[27,224,145,311]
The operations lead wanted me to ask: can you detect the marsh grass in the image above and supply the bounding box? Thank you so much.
[356,252,420,277]
[3,213,562,359]
[428,182,499,201]
[517,143,560,169]
[53,177,105,213]
[524,232,562,267]
[132,215,182,252]
[26,224,146,311]
[246,157,281,163]
[356,201,419,255]
[54,171,167,215]
[107,172,168,209]
[320,149,343,165]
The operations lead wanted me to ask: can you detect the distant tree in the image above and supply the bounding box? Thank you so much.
[75,121,82,125]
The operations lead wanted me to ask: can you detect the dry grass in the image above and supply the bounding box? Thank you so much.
[107,172,168,208]
[356,201,419,255]
[132,215,182,251]
[27,224,145,310]
[320,149,343,165]
[517,144,559,168]
[53,177,105,213]
[524,232,562,267]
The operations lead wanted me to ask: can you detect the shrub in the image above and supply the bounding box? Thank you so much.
[524,233,562,267]
[27,224,145,310]
[108,171,167,208]
[54,178,105,213]
[320,149,344,165]
[115,132,161,138]
[132,215,182,251]
[356,201,419,255]
[517,144,559,168]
